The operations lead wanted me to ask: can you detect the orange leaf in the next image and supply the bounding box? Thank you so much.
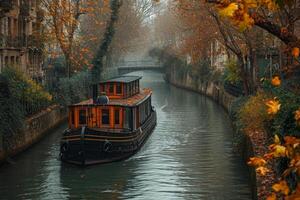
[271,76,281,86]
[272,180,290,195]
[248,157,267,167]
[266,193,276,200]
[292,47,300,57]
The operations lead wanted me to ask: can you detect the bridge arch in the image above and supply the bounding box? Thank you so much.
[116,60,163,75]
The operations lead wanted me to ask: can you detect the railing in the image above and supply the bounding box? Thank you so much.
[0,35,23,48]
[0,34,43,49]
[117,60,161,68]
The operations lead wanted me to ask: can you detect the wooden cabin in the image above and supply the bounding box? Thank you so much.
[99,76,141,99]
[68,76,152,131]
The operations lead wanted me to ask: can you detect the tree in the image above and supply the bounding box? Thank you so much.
[92,0,123,83]
[42,0,107,77]
[208,0,300,57]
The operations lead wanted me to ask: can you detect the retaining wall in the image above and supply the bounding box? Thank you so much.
[0,105,66,164]
[166,68,258,200]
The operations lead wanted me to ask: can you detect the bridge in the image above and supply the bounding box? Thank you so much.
[116,60,163,75]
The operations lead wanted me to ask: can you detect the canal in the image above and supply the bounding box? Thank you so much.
[0,71,252,199]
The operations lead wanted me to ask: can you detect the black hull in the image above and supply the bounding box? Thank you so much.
[60,110,157,166]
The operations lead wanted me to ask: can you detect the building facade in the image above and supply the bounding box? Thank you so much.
[0,0,44,81]
[209,38,229,72]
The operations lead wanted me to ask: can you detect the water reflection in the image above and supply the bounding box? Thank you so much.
[0,71,252,199]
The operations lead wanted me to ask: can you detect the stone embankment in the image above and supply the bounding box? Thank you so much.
[0,105,66,164]
[165,69,265,200]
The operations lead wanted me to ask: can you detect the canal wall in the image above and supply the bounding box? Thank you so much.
[0,105,67,164]
[165,69,260,199]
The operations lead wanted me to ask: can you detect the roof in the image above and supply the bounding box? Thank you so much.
[71,88,152,107]
[100,75,142,84]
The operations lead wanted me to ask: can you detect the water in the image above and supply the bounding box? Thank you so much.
[0,71,252,199]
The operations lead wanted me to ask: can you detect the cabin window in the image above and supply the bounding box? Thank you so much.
[116,83,122,95]
[109,83,114,94]
[124,84,127,97]
[135,81,139,92]
[131,82,134,94]
[124,108,132,130]
[139,104,145,124]
[102,108,110,125]
[128,83,132,96]
[79,109,86,125]
[114,109,120,125]
[70,109,75,125]
[145,101,149,117]
[132,81,136,93]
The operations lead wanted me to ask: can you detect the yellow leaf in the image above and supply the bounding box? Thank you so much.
[238,13,254,31]
[271,76,281,86]
[256,166,270,176]
[266,100,281,115]
[274,134,280,144]
[273,145,287,158]
[219,3,239,17]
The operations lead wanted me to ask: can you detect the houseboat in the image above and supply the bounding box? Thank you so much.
[59,76,157,165]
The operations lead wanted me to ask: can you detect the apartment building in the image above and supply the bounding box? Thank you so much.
[0,0,44,81]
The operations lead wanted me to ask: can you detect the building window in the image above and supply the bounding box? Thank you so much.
[114,109,120,125]
[10,56,14,65]
[102,108,110,125]
[116,83,122,95]
[79,109,86,125]
[5,56,8,66]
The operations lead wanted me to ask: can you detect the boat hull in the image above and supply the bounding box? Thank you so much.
[60,110,157,166]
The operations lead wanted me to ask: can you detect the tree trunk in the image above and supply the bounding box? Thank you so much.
[238,58,250,96]
[92,0,122,83]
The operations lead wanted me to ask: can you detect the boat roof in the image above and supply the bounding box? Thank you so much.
[99,75,142,84]
[71,88,152,107]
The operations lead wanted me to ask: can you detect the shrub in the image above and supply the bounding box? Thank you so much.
[223,59,241,84]
[238,91,272,132]
[271,89,300,137]
[1,67,53,116]
[57,70,92,106]
[0,75,24,140]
